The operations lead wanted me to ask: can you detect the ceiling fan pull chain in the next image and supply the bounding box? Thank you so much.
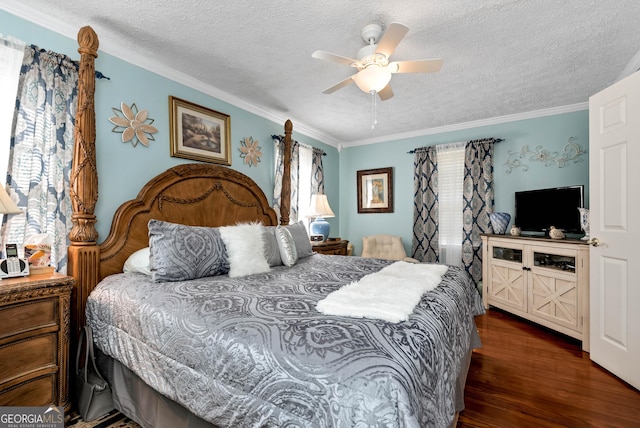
[370,90,378,129]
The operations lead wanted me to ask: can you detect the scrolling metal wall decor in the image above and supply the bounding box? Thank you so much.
[504,137,586,173]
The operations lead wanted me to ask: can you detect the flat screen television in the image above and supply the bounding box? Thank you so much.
[514,185,584,235]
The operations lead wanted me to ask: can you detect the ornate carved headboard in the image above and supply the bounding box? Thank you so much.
[67,26,293,339]
[98,163,278,279]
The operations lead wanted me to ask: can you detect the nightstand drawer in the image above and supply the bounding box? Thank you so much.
[320,247,344,255]
[0,334,56,384]
[0,299,57,340]
[0,375,55,406]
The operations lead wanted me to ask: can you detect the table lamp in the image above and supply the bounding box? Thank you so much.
[308,194,335,241]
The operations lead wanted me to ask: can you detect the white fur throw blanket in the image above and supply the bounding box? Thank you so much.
[316,261,449,323]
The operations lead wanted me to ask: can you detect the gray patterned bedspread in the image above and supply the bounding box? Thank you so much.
[86,254,484,428]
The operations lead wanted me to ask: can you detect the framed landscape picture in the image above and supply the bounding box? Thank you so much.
[169,96,231,165]
[357,167,393,213]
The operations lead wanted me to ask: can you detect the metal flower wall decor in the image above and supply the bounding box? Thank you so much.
[504,137,586,173]
[239,137,262,166]
[109,102,158,147]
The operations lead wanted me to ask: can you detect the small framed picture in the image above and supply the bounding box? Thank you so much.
[169,96,231,165]
[357,167,393,214]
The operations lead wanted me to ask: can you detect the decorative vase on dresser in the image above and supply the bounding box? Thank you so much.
[578,207,590,240]
[490,212,511,235]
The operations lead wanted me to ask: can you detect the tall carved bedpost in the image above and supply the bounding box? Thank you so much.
[68,26,100,339]
[280,119,292,225]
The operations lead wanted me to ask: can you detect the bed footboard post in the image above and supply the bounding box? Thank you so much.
[67,247,100,337]
[68,26,100,341]
[280,119,293,225]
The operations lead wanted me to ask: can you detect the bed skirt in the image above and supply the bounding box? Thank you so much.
[97,326,481,428]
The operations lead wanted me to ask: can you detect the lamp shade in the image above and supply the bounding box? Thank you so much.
[353,64,392,93]
[308,194,335,218]
[0,186,21,215]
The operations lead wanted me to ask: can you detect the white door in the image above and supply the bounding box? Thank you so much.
[588,71,640,389]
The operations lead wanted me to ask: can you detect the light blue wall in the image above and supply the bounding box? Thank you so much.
[1,10,340,242]
[341,110,589,255]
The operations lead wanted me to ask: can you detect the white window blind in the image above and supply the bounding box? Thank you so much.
[0,36,25,232]
[0,36,25,180]
[297,143,313,229]
[436,142,465,266]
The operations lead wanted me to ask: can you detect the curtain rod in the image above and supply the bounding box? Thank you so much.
[407,138,504,154]
[271,135,326,155]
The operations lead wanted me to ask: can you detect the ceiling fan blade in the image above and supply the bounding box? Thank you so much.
[322,75,355,94]
[312,50,358,67]
[378,84,394,101]
[375,23,409,58]
[389,58,443,73]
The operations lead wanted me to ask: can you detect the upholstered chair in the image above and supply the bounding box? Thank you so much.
[361,234,419,263]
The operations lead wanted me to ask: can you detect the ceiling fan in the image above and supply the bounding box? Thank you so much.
[312,22,443,101]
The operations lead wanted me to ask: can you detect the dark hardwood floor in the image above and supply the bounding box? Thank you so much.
[458,309,640,428]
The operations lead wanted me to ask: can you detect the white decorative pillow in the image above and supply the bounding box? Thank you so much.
[123,247,151,275]
[275,225,298,267]
[219,223,270,277]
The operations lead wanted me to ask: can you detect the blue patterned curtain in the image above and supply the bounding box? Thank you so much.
[462,139,496,285]
[412,146,439,262]
[2,45,78,273]
[311,148,325,194]
[272,135,300,223]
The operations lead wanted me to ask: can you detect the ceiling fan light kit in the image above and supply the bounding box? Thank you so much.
[312,22,442,128]
[353,64,391,93]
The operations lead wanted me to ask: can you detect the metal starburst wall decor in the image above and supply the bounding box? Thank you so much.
[109,102,158,147]
[239,137,262,166]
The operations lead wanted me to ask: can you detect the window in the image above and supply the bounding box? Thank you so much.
[435,142,465,266]
[0,41,77,273]
[273,138,320,230]
[0,36,25,243]
[297,143,313,229]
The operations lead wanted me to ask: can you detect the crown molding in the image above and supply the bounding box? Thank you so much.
[343,103,589,148]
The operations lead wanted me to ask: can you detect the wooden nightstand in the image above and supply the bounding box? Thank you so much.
[0,273,74,410]
[312,239,349,256]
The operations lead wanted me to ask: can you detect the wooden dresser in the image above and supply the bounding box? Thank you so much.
[312,239,349,255]
[0,273,74,409]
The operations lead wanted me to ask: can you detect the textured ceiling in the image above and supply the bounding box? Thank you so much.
[4,1,640,147]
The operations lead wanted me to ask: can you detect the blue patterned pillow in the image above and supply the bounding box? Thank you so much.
[282,221,313,259]
[148,219,230,282]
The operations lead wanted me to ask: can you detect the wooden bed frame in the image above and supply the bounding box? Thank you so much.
[66,26,293,340]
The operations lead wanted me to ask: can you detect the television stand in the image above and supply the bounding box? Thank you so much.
[481,234,590,351]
